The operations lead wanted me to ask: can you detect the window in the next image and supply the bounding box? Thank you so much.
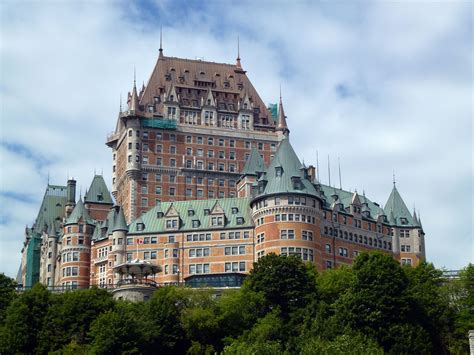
[302,230,313,241]
[78,236,84,245]
[326,260,333,269]
[257,233,265,243]
[169,187,175,196]
[338,247,349,257]
[169,146,176,154]
[166,219,178,229]
[401,258,412,266]
[280,229,295,239]
[225,262,245,272]
[325,244,331,253]
[401,245,411,252]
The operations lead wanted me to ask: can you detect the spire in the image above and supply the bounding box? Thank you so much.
[236,36,242,69]
[129,70,139,113]
[413,208,419,225]
[119,93,122,113]
[159,26,164,58]
[276,89,289,135]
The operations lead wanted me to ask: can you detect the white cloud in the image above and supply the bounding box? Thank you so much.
[0,1,472,277]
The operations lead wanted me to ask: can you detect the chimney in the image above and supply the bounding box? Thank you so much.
[65,179,76,217]
[307,165,316,183]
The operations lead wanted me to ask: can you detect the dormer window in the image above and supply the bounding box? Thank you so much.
[188,209,195,217]
[137,223,145,231]
[400,218,408,225]
[236,217,244,225]
[97,193,104,201]
[192,220,200,228]
[275,167,283,177]
[211,216,224,226]
[157,212,164,218]
[166,219,178,229]
[231,207,239,214]
[292,177,302,190]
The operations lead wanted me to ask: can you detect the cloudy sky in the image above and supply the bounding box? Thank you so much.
[0,0,472,277]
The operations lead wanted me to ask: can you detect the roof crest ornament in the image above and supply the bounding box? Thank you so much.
[393,171,396,186]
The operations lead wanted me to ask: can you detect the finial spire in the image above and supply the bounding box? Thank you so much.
[236,36,242,68]
[393,171,396,186]
[119,93,122,113]
[276,86,289,135]
[159,26,163,58]
[133,67,136,87]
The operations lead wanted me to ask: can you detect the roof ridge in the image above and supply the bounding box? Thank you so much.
[162,55,237,67]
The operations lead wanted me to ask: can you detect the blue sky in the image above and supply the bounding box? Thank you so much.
[0,0,472,277]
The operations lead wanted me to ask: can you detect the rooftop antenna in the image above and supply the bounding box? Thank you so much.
[159,26,163,58]
[236,35,241,68]
[133,67,136,86]
[316,150,320,182]
[338,157,342,189]
[327,155,331,187]
[47,171,50,185]
[119,93,122,113]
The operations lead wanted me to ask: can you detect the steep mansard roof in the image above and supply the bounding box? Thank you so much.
[31,185,67,236]
[137,55,272,123]
[65,198,94,225]
[384,185,419,227]
[113,206,128,232]
[256,137,318,197]
[242,147,265,176]
[128,197,252,234]
[84,175,113,205]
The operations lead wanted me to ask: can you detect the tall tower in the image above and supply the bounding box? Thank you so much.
[384,183,425,266]
[106,47,283,222]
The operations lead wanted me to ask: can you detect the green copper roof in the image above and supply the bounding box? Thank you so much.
[113,206,128,232]
[384,185,418,227]
[33,184,68,235]
[319,185,386,219]
[65,198,94,225]
[84,175,113,205]
[256,138,318,198]
[128,197,252,234]
[242,147,265,176]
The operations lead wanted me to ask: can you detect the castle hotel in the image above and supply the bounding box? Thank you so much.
[19,45,426,289]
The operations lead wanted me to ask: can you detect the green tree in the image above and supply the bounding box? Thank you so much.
[446,264,474,353]
[404,261,455,353]
[0,273,17,324]
[335,252,432,353]
[0,283,51,354]
[242,253,317,318]
[88,301,144,354]
[37,287,115,353]
[299,333,383,355]
[140,286,189,353]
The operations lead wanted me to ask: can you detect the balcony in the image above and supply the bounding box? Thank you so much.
[141,118,177,130]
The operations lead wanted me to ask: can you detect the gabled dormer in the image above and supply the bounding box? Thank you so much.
[164,203,180,230]
[350,191,362,214]
[237,91,253,130]
[203,88,216,107]
[164,84,179,120]
[210,201,225,227]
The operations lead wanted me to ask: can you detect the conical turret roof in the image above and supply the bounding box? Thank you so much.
[65,198,94,225]
[113,206,128,232]
[257,137,317,197]
[384,184,417,227]
[242,147,265,176]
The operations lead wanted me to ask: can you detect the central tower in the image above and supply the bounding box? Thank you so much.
[107,47,286,222]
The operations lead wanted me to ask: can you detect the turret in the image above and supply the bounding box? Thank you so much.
[237,147,265,198]
[111,205,128,267]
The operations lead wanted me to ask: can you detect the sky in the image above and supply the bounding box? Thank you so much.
[0,0,472,278]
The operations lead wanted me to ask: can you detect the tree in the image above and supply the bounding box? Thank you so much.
[0,283,51,354]
[37,287,115,353]
[445,263,474,353]
[334,252,432,353]
[88,302,145,354]
[242,253,317,319]
[404,261,455,353]
[0,273,17,324]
